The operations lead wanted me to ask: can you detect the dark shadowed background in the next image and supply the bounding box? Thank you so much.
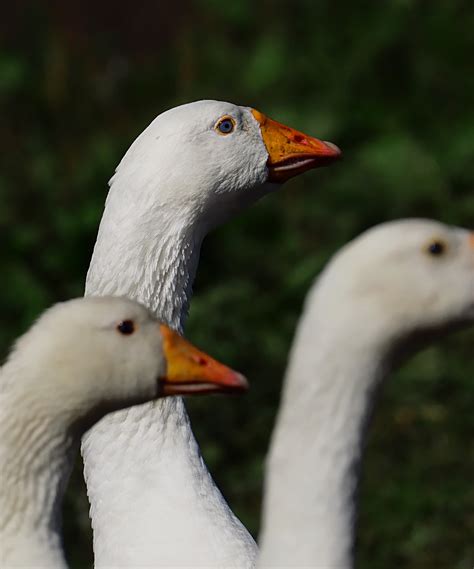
[1,1,473,567]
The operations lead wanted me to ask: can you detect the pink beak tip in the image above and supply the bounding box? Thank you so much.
[323,140,342,157]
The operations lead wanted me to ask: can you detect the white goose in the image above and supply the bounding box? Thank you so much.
[0,296,247,569]
[82,100,341,567]
[258,219,474,569]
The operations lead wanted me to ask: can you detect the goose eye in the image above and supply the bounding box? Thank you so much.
[215,116,236,135]
[117,320,135,335]
[426,240,447,256]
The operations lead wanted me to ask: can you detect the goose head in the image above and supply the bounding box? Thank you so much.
[110,100,341,233]
[312,219,474,354]
[7,296,247,426]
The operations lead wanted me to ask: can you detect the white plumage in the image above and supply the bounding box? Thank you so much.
[258,219,474,569]
[0,297,189,568]
[82,99,340,567]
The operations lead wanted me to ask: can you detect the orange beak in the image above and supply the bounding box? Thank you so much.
[469,232,474,249]
[159,325,248,395]
[251,109,341,183]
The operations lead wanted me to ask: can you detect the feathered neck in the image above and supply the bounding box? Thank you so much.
[258,308,388,569]
[86,196,202,331]
[82,183,257,567]
[0,366,75,569]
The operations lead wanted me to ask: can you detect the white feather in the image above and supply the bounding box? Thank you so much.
[258,219,474,569]
[0,297,170,568]
[83,100,275,568]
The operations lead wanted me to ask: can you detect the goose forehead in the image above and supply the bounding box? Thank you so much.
[320,219,468,286]
[42,297,152,329]
[156,100,247,130]
[349,219,456,258]
[368,218,453,241]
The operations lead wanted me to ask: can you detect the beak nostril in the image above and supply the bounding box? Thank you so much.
[191,355,208,366]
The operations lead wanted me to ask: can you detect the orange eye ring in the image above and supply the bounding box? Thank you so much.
[214,115,236,135]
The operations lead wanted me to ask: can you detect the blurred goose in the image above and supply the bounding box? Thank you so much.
[258,220,474,569]
[83,100,340,566]
[0,296,247,569]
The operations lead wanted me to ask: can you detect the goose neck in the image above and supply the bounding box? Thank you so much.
[85,200,203,330]
[0,380,74,568]
[258,315,388,569]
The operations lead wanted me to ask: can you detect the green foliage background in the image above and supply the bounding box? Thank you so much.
[1,1,473,567]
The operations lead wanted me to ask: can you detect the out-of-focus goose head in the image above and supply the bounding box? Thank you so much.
[0,296,247,569]
[313,219,474,354]
[5,296,248,425]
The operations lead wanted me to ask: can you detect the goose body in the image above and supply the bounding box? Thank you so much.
[82,100,340,567]
[0,296,247,568]
[258,220,474,569]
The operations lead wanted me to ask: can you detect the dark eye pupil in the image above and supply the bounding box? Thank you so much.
[428,241,444,255]
[117,320,135,335]
[219,119,233,133]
